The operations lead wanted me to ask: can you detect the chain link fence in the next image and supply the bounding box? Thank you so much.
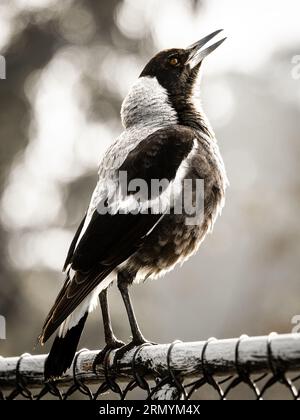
[1,333,300,400]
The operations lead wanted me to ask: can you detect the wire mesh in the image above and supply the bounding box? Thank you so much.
[1,333,300,400]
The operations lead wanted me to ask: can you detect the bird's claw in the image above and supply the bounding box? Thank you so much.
[93,339,125,373]
[112,339,157,369]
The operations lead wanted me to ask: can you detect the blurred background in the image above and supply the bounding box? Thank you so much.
[0,0,300,368]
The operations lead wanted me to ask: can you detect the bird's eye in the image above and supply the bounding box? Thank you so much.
[169,57,179,66]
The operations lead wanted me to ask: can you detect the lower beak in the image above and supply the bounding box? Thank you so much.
[186,29,226,68]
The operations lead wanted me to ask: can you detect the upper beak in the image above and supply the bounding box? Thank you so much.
[186,29,226,68]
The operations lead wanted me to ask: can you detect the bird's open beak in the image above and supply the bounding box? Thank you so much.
[186,29,226,68]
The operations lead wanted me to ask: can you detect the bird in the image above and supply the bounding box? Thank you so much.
[39,29,228,380]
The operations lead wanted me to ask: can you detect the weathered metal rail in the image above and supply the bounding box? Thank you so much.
[1,333,300,392]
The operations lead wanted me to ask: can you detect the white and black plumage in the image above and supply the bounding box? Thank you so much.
[39,30,228,380]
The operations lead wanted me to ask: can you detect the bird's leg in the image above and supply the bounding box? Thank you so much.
[93,288,124,369]
[99,288,117,344]
[113,272,155,363]
[118,280,146,343]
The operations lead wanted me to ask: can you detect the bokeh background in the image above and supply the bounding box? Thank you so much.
[1,0,300,370]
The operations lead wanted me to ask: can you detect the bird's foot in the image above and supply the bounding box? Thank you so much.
[93,338,125,372]
[112,337,156,368]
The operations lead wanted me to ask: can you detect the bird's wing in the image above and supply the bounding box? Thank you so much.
[40,125,196,343]
[63,214,86,272]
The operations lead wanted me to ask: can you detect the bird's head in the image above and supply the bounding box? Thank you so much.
[121,30,226,130]
[140,29,226,99]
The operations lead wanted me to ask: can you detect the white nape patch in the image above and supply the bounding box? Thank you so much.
[121,76,178,129]
[58,272,116,338]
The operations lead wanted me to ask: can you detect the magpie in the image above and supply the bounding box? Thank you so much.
[39,30,228,380]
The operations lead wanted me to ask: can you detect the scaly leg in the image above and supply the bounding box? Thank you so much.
[93,288,124,369]
[113,272,155,362]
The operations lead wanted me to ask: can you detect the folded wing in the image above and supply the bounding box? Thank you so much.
[40,125,196,343]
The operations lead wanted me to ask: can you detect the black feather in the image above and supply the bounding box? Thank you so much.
[44,312,88,381]
[63,215,86,271]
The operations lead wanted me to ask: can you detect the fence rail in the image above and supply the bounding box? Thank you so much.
[1,333,300,399]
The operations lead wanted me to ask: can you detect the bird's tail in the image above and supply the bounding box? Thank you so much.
[44,312,88,381]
